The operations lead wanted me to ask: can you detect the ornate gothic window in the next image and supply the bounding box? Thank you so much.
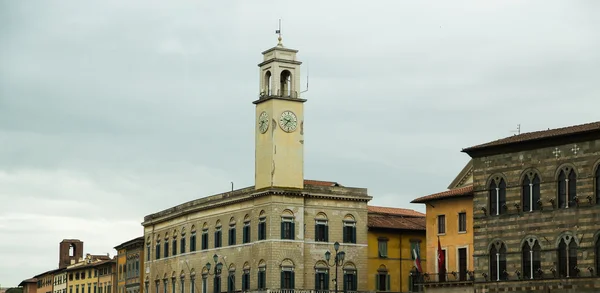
[557,234,578,277]
[490,241,507,281]
[522,172,541,212]
[489,177,507,216]
[522,238,541,279]
[557,167,577,209]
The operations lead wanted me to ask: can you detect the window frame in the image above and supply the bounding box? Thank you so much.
[458,212,466,233]
[437,215,446,235]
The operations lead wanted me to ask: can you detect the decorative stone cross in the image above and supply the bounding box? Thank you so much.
[571,144,580,155]
[553,148,561,159]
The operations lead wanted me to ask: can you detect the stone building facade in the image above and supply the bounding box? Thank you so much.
[115,237,144,293]
[462,121,600,292]
[142,37,372,293]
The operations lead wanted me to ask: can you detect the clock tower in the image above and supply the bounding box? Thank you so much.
[253,37,305,190]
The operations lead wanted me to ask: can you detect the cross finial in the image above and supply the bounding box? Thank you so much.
[552,147,561,159]
[275,19,283,46]
[571,144,580,155]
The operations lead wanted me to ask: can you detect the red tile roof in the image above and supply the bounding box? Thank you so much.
[368,214,426,231]
[463,121,600,152]
[368,205,425,217]
[303,180,342,187]
[411,185,474,204]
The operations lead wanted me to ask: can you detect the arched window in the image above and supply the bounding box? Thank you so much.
[314,261,329,291]
[376,265,389,291]
[172,230,177,256]
[264,71,272,95]
[227,264,235,293]
[201,223,209,250]
[489,177,506,216]
[557,234,578,277]
[557,167,577,209]
[315,212,329,242]
[490,241,507,281]
[228,217,236,246]
[522,173,541,212]
[280,70,292,97]
[281,210,295,240]
[343,214,357,244]
[243,214,251,244]
[258,210,267,241]
[190,225,196,252]
[595,165,600,204]
[155,236,161,260]
[522,238,541,279]
[214,221,222,248]
[280,259,295,289]
[164,233,169,258]
[343,263,358,292]
[257,260,266,290]
[241,262,250,291]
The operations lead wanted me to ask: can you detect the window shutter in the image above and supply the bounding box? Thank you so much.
[343,226,348,243]
[324,272,329,290]
[343,274,347,292]
[291,221,295,240]
[352,227,356,243]
[241,274,245,291]
[290,271,295,289]
[386,274,390,291]
[280,271,284,289]
[281,222,285,239]
[353,274,357,291]
[375,274,380,291]
[314,273,319,290]
[314,224,319,241]
[324,225,328,242]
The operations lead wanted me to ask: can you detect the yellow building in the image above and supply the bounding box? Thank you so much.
[65,255,113,293]
[367,206,426,293]
[410,160,474,291]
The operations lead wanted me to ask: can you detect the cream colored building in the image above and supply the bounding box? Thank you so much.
[54,270,67,293]
[142,37,372,293]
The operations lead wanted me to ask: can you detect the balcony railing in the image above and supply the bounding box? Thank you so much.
[413,271,475,284]
[258,90,299,99]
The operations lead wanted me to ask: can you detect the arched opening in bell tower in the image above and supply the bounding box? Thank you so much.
[69,244,76,257]
[280,70,292,97]
[264,71,272,95]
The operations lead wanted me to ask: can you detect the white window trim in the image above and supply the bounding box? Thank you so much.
[457,212,467,234]
[437,215,446,236]
[455,245,469,274]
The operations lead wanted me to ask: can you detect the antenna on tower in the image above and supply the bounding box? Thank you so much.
[301,63,309,94]
[275,19,283,46]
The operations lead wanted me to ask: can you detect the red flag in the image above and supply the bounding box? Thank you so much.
[437,236,445,274]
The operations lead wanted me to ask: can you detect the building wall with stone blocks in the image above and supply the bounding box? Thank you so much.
[465,132,600,290]
[142,184,371,292]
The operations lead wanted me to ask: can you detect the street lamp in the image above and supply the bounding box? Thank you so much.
[324,241,346,293]
[204,254,223,276]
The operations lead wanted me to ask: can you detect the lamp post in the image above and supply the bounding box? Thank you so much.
[204,254,223,293]
[324,241,346,293]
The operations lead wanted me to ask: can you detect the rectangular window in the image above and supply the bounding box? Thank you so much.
[164,241,169,258]
[315,220,328,242]
[281,217,295,240]
[214,227,222,248]
[280,270,294,289]
[201,230,208,250]
[258,217,267,240]
[343,270,357,292]
[180,237,186,254]
[227,273,235,293]
[343,221,357,244]
[438,215,446,234]
[257,268,266,289]
[228,225,236,246]
[314,269,329,290]
[458,247,467,281]
[241,271,250,291]
[376,273,390,291]
[378,238,388,258]
[172,238,177,256]
[243,222,251,244]
[190,232,196,252]
[458,213,466,233]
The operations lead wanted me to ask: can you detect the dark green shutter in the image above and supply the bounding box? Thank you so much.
[386,274,390,291]
[353,274,357,291]
[280,271,285,289]
[290,271,295,289]
[291,221,295,240]
[375,274,380,291]
[281,222,285,239]
[314,273,319,290]
[352,227,356,243]
[314,224,319,240]
[324,225,328,242]
[343,274,347,292]
[324,273,329,290]
[343,227,348,243]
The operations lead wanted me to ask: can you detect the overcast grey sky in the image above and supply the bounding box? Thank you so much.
[1,0,600,286]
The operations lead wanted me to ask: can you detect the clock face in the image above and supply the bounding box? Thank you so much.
[279,110,298,132]
[258,111,269,133]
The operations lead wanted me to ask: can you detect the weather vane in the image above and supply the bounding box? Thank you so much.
[275,19,283,46]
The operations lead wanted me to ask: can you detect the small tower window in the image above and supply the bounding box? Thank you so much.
[280,70,292,97]
[264,71,272,96]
